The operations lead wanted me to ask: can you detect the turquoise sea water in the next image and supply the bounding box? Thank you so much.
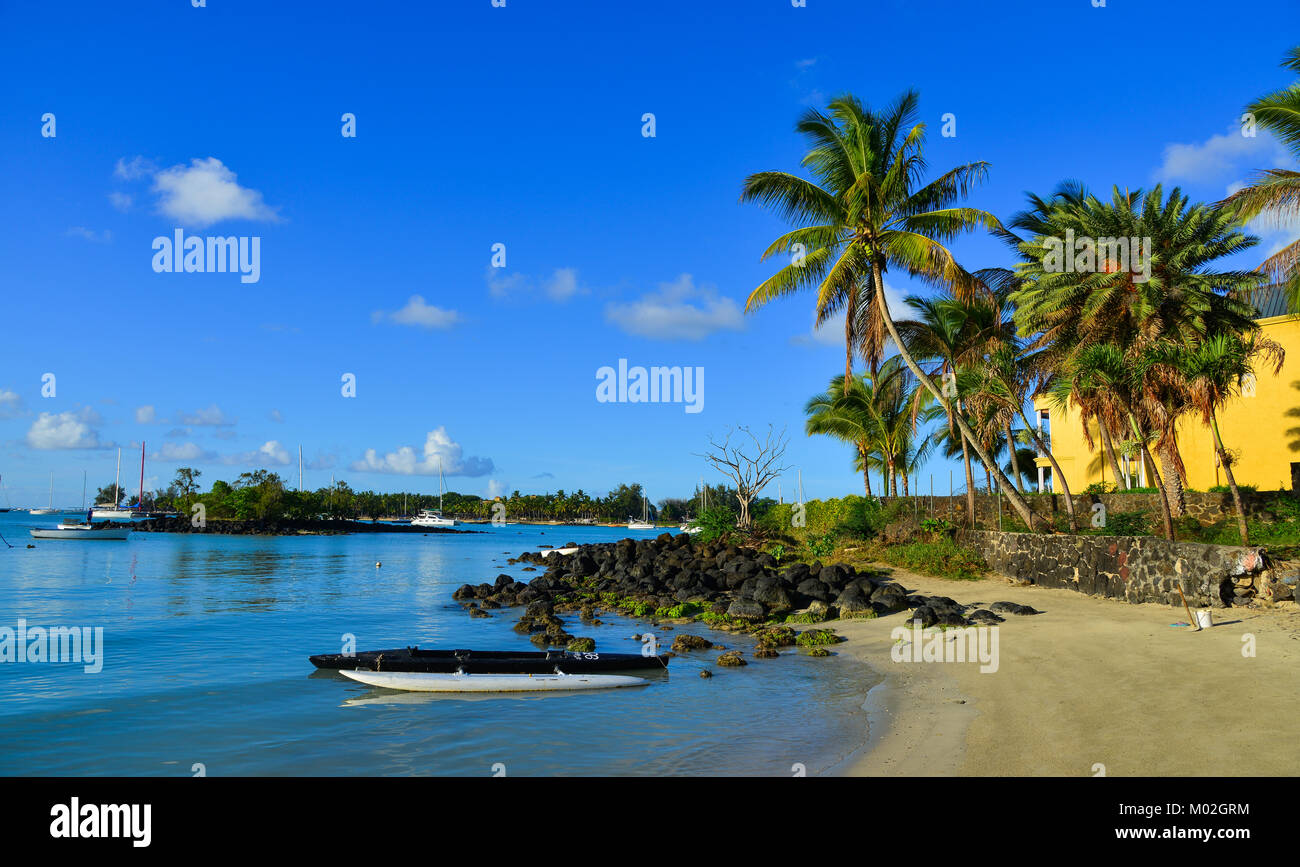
[0,513,874,776]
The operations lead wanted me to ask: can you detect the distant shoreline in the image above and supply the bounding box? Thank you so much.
[127,517,471,536]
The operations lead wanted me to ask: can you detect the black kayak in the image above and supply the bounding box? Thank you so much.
[309,647,670,674]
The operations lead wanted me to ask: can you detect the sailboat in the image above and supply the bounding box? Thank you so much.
[412,457,456,527]
[30,472,57,514]
[680,480,705,534]
[628,496,655,530]
[91,448,134,520]
[31,470,131,540]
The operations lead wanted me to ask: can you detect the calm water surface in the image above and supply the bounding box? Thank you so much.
[0,514,874,776]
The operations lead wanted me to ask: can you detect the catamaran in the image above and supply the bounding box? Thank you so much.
[411,456,456,527]
[628,496,655,530]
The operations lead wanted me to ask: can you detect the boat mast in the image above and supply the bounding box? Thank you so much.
[298,445,303,492]
[138,441,146,510]
[81,470,87,510]
[48,471,53,509]
[113,447,121,507]
[438,457,445,512]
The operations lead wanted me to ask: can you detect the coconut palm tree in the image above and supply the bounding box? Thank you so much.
[742,91,1040,528]
[804,371,883,497]
[1221,45,1300,306]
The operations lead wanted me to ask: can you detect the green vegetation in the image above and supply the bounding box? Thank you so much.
[795,628,846,647]
[865,537,988,581]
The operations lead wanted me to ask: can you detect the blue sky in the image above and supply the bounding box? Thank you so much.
[2,0,1297,507]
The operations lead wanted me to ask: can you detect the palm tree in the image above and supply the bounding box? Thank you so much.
[1010,183,1264,517]
[742,91,1040,528]
[978,342,1080,532]
[1144,333,1284,543]
[804,373,880,497]
[1221,45,1300,306]
[1052,343,1177,540]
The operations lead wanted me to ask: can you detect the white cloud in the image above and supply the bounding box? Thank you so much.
[177,404,234,426]
[115,156,157,180]
[543,267,582,301]
[67,226,112,243]
[371,295,462,329]
[485,479,506,498]
[135,405,156,424]
[108,191,132,212]
[152,157,280,227]
[269,409,284,423]
[486,266,584,302]
[26,411,103,450]
[151,441,210,462]
[351,427,494,477]
[0,389,22,419]
[605,273,745,340]
[1154,125,1291,184]
[218,440,292,467]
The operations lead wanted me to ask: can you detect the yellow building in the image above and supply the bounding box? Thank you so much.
[1032,286,1300,493]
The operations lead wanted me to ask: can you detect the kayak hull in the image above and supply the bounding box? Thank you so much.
[339,669,647,692]
[310,647,669,674]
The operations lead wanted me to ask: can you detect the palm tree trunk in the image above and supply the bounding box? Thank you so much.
[1157,439,1186,518]
[843,282,858,396]
[870,262,1040,530]
[1016,405,1077,533]
[1099,425,1126,491]
[1005,421,1024,494]
[902,470,910,497]
[888,460,898,497]
[1126,412,1175,540]
[859,443,873,497]
[1209,412,1249,544]
[960,427,976,528]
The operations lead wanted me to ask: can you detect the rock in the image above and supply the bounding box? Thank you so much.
[870,583,909,613]
[699,669,713,678]
[989,601,1040,616]
[807,647,830,657]
[716,650,747,667]
[834,583,876,619]
[966,609,1005,625]
[566,637,596,652]
[755,625,797,649]
[795,578,832,602]
[754,647,780,658]
[671,634,716,652]
[726,598,766,620]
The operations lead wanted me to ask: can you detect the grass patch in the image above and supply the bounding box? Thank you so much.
[863,537,988,581]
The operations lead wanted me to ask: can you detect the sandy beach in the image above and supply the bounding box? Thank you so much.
[826,567,1300,776]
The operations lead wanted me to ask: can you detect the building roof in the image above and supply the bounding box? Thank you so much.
[1243,284,1292,320]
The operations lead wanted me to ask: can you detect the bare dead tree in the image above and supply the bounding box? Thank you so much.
[697,425,791,529]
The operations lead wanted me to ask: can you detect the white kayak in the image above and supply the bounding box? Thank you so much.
[339,669,647,693]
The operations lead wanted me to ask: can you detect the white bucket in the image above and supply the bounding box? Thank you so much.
[1195,609,1213,630]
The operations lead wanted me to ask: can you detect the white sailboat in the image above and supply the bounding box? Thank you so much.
[91,448,134,520]
[411,457,456,527]
[31,470,130,538]
[680,480,705,534]
[628,496,655,530]
[30,472,57,514]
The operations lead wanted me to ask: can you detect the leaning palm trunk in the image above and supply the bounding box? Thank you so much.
[1015,405,1078,533]
[1127,414,1175,540]
[1209,411,1250,544]
[1005,421,1023,494]
[842,283,859,396]
[1157,440,1187,518]
[871,264,1041,529]
[1099,425,1127,491]
[960,424,976,527]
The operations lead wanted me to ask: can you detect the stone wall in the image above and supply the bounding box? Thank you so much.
[965,530,1268,608]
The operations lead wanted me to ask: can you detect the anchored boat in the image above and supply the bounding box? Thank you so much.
[339,669,647,692]
[310,646,669,674]
[30,521,131,541]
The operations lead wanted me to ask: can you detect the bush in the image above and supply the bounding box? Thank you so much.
[805,532,838,558]
[1082,482,1117,495]
[869,537,988,581]
[1209,483,1256,493]
[692,506,739,543]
